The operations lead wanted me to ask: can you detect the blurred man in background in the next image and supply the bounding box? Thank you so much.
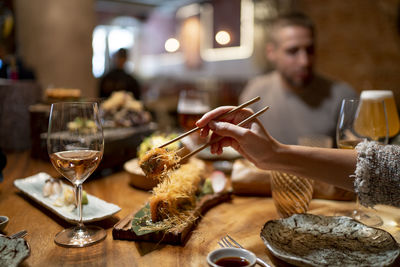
[99,48,141,100]
[240,12,357,146]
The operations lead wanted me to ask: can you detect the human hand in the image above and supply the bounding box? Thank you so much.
[196,106,279,170]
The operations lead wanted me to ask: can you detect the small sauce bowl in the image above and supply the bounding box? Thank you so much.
[207,247,256,267]
[0,216,9,232]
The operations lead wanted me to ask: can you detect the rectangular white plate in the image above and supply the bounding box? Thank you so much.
[14,172,121,223]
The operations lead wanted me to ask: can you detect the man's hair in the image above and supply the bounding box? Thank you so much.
[115,48,128,59]
[269,12,315,43]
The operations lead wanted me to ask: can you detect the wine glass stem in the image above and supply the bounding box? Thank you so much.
[75,183,84,227]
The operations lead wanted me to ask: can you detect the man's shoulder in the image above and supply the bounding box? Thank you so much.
[315,73,358,97]
[331,80,358,98]
[240,72,279,102]
[243,72,278,91]
[248,71,277,86]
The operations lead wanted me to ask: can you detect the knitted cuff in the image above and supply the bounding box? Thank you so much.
[355,141,400,208]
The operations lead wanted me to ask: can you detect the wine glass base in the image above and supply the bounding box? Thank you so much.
[54,225,106,248]
[353,211,383,227]
[334,209,383,227]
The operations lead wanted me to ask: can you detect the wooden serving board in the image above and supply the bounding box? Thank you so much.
[112,191,232,245]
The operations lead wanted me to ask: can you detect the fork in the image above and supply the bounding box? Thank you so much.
[218,234,271,267]
[9,230,28,239]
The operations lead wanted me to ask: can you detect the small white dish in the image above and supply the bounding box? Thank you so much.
[207,247,256,267]
[197,146,241,161]
[13,172,121,223]
[0,216,9,232]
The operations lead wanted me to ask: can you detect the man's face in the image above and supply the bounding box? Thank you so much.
[267,26,315,89]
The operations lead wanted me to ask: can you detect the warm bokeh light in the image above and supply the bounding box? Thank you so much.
[215,30,231,45]
[165,38,180,53]
[200,0,254,61]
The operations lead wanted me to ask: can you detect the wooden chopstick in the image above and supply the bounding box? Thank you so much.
[179,105,270,162]
[158,96,261,148]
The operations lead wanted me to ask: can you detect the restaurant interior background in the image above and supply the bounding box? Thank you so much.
[1,0,400,153]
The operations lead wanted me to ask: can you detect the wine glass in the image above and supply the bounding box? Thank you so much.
[336,96,389,226]
[47,102,106,247]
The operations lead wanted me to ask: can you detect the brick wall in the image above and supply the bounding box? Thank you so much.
[298,0,400,106]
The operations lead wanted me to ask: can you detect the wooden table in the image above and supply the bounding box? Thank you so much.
[1,152,399,266]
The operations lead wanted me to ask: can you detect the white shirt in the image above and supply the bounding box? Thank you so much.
[240,71,358,145]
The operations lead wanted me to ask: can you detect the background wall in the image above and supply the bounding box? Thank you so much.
[11,0,400,104]
[298,0,400,104]
[14,0,96,97]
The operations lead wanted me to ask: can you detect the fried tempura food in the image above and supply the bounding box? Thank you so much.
[139,147,180,179]
[149,160,204,223]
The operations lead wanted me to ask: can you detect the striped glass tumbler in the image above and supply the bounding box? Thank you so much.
[271,171,314,218]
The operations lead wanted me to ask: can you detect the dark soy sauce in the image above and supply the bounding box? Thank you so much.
[215,256,250,266]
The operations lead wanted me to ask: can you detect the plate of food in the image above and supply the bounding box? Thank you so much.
[114,147,231,245]
[14,172,121,223]
[261,213,400,267]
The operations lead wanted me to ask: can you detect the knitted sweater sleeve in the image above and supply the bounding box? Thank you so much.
[355,141,400,208]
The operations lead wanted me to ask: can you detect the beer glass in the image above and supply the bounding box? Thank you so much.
[336,96,389,226]
[177,89,211,148]
[177,89,211,131]
[362,90,399,139]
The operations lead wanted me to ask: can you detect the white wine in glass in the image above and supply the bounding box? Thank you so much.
[47,102,106,247]
[336,96,389,226]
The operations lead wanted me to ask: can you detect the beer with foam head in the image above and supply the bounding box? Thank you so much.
[366,90,400,138]
[354,90,397,142]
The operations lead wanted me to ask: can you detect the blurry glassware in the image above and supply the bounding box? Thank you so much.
[177,89,211,150]
[177,89,211,131]
[47,102,106,247]
[359,91,400,236]
[271,171,314,218]
[336,97,389,226]
[354,92,391,143]
[357,90,399,139]
[271,134,331,219]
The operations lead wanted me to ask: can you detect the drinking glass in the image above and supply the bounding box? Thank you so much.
[47,102,106,247]
[271,171,314,218]
[177,89,211,131]
[336,96,389,226]
[368,90,399,139]
[177,89,211,149]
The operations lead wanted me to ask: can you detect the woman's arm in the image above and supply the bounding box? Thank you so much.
[196,106,357,191]
[273,144,356,191]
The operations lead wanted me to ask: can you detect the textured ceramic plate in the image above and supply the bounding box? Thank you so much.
[261,214,400,267]
[0,236,30,267]
[14,172,121,223]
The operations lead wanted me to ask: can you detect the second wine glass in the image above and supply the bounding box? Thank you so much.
[336,96,389,226]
